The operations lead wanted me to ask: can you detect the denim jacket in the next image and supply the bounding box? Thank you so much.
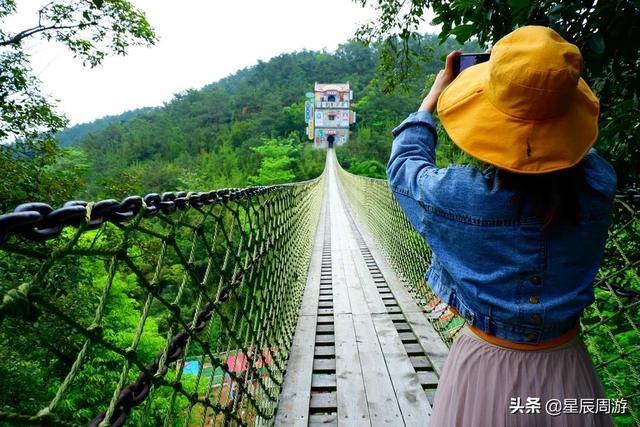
[387,111,617,344]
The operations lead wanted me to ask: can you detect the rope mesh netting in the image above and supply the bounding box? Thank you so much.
[0,156,638,426]
[0,177,324,426]
[337,163,639,426]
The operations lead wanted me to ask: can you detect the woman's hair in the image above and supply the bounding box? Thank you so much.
[497,166,582,231]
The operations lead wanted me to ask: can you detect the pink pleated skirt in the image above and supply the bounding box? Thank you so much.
[430,325,614,427]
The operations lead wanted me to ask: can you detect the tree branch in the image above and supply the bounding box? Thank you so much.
[0,23,90,47]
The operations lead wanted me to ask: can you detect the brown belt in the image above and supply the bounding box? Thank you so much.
[449,306,580,351]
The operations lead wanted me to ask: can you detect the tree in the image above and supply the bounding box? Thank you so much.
[249,138,298,185]
[355,0,640,187]
[0,0,156,210]
[1,0,156,142]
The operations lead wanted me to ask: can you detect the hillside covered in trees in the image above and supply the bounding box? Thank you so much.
[4,35,470,212]
[55,107,156,148]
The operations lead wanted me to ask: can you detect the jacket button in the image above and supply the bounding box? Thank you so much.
[529,296,540,304]
[531,275,541,285]
[531,314,542,324]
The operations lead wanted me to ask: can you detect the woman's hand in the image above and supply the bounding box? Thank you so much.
[419,50,461,114]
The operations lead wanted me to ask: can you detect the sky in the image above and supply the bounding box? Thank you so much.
[6,1,436,126]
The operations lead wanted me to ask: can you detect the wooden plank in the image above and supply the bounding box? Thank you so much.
[404,311,450,377]
[334,313,370,425]
[425,389,437,405]
[409,356,432,371]
[340,212,387,315]
[393,322,412,332]
[372,314,431,426]
[310,391,338,411]
[403,343,425,356]
[317,323,335,333]
[276,176,328,425]
[315,346,335,358]
[312,373,337,390]
[341,247,371,316]
[417,371,439,388]
[317,315,334,324]
[275,314,317,426]
[329,164,355,315]
[330,230,351,314]
[388,313,405,321]
[349,248,388,315]
[398,332,418,342]
[315,334,335,344]
[331,191,370,316]
[278,151,447,427]
[309,413,338,426]
[333,159,437,425]
[348,195,451,376]
[313,358,336,373]
[352,313,403,425]
[339,189,423,312]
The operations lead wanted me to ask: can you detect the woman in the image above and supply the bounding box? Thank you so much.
[387,26,616,426]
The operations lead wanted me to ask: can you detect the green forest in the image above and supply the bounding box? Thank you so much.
[2,35,475,215]
[1,0,638,425]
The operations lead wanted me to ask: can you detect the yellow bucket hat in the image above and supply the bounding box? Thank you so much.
[437,26,600,174]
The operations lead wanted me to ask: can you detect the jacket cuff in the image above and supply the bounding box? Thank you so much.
[391,111,437,138]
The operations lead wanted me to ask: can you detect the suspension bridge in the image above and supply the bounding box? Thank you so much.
[0,149,638,426]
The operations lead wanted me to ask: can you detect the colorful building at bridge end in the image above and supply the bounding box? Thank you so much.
[305,83,356,149]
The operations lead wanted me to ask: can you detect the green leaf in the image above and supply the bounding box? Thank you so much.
[588,34,605,55]
[450,24,475,43]
[507,0,530,10]
[548,4,562,25]
[92,0,104,8]
[508,0,530,24]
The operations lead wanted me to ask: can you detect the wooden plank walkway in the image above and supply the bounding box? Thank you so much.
[276,151,447,426]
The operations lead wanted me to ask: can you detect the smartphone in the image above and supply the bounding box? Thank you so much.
[453,53,490,78]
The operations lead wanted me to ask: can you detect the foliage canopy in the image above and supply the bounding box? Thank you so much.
[355,0,640,187]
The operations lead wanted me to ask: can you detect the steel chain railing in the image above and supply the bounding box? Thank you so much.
[0,176,324,426]
[336,162,639,426]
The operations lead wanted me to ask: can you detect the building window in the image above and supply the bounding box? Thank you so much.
[328,114,336,121]
[327,95,336,102]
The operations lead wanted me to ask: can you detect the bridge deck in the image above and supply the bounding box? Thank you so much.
[276,152,449,426]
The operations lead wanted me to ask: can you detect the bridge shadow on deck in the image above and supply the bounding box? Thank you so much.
[276,150,449,427]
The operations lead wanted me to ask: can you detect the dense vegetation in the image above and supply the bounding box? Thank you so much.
[0,0,155,214]
[357,0,640,188]
[1,0,638,424]
[2,35,474,214]
[0,33,481,425]
[0,0,155,143]
[56,107,155,147]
